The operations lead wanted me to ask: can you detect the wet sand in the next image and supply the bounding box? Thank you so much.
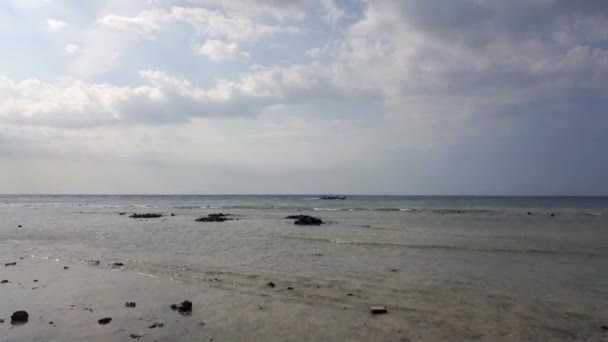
[1,254,413,342]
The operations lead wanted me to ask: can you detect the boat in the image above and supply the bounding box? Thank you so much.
[320,195,346,200]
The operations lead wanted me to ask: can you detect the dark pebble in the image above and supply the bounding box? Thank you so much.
[170,304,178,311]
[286,286,294,290]
[370,306,388,315]
[0,319,4,323]
[113,262,124,267]
[5,262,16,266]
[98,317,112,325]
[391,269,398,272]
[18,225,22,228]
[125,302,136,308]
[267,281,276,288]
[347,293,354,297]
[171,213,176,216]
[63,266,69,270]
[130,333,144,339]
[601,325,608,331]
[49,321,54,325]
[149,322,164,329]
[1,280,8,284]
[33,280,38,282]
[11,311,29,324]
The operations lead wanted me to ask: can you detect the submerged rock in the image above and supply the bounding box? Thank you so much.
[98,317,112,325]
[195,213,233,222]
[11,311,29,324]
[129,213,162,219]
[369,306,388,315]
[170,301,192,315]
[149,322,164,329]
[125,302,136,308]
[118,212,127,215]
[290,215,323,225]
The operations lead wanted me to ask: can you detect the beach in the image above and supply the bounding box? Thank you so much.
[1,195,608,341]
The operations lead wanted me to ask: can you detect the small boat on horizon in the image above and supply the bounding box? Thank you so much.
[320,195,346,200]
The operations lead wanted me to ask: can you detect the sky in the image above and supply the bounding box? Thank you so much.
[0,0,607,195]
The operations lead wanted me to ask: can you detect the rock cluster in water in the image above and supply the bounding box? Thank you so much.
[170,300,193,315]
[195,213,233,222]
[286,215,324,225]
[129,213,163,219]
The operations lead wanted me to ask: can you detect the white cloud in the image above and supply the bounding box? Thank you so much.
[321,0,345,24]
[199,39,249,61]
[98,6,300,42]
[0,63,324,127]
[64,44,80,55]
[47,18,68,31]
[98,10,169,36]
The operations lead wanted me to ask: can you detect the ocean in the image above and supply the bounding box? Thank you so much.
[1,195,607,340]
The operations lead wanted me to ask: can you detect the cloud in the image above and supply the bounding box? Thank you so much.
[0,62,325,127]
[64,43,80,55]
[199,39,249,61]
[98,6,301,42]
[47,18,68,31]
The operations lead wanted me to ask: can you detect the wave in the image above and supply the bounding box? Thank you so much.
[279,235,603,257]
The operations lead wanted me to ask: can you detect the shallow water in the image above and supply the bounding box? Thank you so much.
[1,195,608,340]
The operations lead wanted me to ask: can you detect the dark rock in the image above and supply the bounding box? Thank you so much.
[347,293,354,297]
[18,225,22,228]
[171,213,176,216]
[292,215,323,225]
[11,311,29,324]
[527,212,532,215]
[33,280,38,282]
[49,321,53,325]
[89,260,101,266]
[286,286,294,290]
[178,300,192,315]
[170,301,192,315]
[149,322,164,329]
[5,262,16,266]
[19,257,24,259]
[129,213,162,219]
[391,269,398,272]
[1,280,8,284]
[125,302,136,308]
[130,333,144,339]
[195,213,233,222]
[550,213,555,217]
[370,306,388,315]
[601,325,608,331]
[118,212,127,215]
[113,262,124,267]
[98,317,112,325]
[0,319,4,323]
[63,266,69,270]
[267,281,276,288]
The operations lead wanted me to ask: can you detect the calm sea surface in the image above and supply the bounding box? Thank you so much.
[1,195,607,340]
